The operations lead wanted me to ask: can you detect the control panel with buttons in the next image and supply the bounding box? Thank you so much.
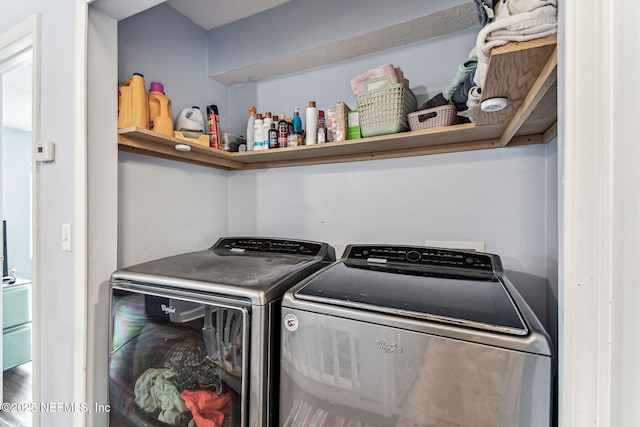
[344,245,499,273]
[214,237,324,257]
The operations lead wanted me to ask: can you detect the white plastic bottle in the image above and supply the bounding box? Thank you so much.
[253,113,264,150]
[246,106,256,151]
[263,112,273,150]
[305,101,318,145]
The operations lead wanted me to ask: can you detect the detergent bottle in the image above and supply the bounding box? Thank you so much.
[148,82,173,136]
[118,72,149,129]
[175,106,205,139]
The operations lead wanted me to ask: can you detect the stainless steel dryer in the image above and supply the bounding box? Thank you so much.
[280,244,554,427]
[108,237,335,427]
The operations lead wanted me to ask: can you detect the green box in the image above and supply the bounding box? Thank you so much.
[347,110,361,139]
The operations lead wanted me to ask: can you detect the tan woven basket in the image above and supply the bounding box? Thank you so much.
[407,104,458,131]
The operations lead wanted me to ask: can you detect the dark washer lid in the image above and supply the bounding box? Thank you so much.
[294,245,528,336]
[111,237,335,305]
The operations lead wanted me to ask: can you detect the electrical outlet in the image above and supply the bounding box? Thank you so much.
[62,223,72,252]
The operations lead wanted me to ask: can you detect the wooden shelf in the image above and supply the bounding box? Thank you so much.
[118,35,557,171]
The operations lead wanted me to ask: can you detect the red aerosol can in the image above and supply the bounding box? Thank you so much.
[207,104,220,149]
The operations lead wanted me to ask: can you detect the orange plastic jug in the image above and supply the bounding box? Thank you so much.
[148,82,173,136]
[118,72,149,129]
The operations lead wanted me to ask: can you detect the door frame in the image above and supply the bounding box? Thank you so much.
[0,12,41,421]
[73,1,90,426]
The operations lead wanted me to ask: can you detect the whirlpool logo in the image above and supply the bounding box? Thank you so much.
[161,304,176,314]
[376,340,404,354]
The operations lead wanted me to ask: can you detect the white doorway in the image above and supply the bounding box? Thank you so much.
[0,15,39,427]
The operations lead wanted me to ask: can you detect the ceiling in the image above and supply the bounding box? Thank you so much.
[91,0,294,31]
[166,0,293,31]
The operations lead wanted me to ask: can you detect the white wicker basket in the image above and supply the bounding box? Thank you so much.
[407,104,458,131]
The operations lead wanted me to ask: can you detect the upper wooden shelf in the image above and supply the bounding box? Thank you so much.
[118,35,557,171]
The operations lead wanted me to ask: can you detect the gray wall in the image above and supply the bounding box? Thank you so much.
[207,0,470,76]
[117,152,229,266]
[118,5,230,267]
[229,143,555,325]
[2,127,32,280]
[545,139,558,348]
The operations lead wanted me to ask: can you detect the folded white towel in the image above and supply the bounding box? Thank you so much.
[474,4,557,88]
[462,3,557,120]
[493,0,557,20]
